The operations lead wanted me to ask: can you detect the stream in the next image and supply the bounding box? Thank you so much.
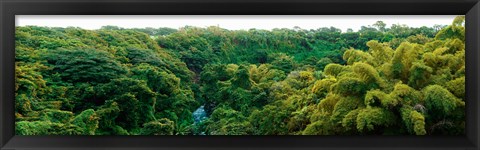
[192,105,208,135]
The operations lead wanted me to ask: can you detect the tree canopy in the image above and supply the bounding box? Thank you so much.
[15,16,465,135]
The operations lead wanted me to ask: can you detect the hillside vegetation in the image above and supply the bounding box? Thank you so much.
[15,17,464,135]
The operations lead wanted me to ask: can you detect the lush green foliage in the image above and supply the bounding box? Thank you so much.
[15,26,197,135]
[15,17,464,135]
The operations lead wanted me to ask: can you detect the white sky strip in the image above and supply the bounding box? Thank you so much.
[16,15,458,32]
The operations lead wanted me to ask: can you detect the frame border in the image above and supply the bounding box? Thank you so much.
[1,0,479,150]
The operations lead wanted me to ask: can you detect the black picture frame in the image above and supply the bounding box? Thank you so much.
[1,0,479,150]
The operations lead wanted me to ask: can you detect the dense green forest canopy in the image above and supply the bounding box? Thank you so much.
[15,17,464,135]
